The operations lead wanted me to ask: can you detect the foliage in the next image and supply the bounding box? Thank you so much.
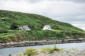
[9,54,11,56]
[0,10,85,43]
[0,28,8,33]
[0,10,83,31]
[10,23,18,30]
[40,45,61,53]
[24,48,38,56]
[40,47,54,53]
[53,44,61,51]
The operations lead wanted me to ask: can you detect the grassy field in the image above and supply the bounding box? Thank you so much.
[0,10,85,43]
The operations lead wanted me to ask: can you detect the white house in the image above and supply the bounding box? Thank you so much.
[19,25,31,30]
[43,25,52,30]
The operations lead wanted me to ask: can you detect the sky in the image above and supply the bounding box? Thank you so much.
[0,0,85,30]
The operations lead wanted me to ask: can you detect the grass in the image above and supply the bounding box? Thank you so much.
[15,45,61,56]
[23,48,38,56]
[9,54,12,56]
[12,45,85,56]
[40,45,61,53]
[0,10,85,43]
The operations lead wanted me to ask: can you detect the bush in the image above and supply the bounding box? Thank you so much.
[52,44,60,51]
[40,45,61,53]
[40,47,54,53]
[10,23,18,30]
[9,54,11,56]
[24,48,38,56]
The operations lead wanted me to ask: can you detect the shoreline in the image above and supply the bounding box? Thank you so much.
[0,38,85,49]
[13,45,85,56]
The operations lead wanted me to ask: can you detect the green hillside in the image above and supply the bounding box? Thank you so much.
[0,10,85,43]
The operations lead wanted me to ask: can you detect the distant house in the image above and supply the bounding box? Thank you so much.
[19,25,31,30]
[43,25,52,30]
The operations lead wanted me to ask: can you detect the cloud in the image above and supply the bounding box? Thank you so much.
[51,0,85,3]
[0,0,85,30]
[28,0,42,3]
[64,0,85,3]
[73,24,85,30]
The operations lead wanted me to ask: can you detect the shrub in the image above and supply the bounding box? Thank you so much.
[40,45,61,53]
[9,54,11,56]
[24,48,38,56]
[52,44,61,51]
[40,47,54,53]
[10,23,18,30]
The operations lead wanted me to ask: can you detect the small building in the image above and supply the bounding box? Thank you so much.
[19,25,31,31]
[43,25,52,30]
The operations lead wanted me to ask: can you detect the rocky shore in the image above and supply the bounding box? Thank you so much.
[35,49,85,56]
[13,47,85,56]
[0,38,85,49]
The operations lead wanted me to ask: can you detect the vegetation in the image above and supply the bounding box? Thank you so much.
[24,48,38,56]
[14,45,61,56]
[40,45,60,53]
[9,54,12,56]
[0,10,85,43]
[20,45,61,56]
[10,46,85,56]
[16,47,85,56]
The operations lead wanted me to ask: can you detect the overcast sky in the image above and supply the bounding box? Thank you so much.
[0,0,85,30]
